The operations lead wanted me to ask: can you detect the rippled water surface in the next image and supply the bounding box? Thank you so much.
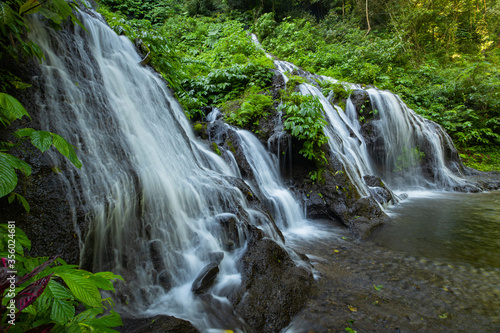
[372,191,500,268]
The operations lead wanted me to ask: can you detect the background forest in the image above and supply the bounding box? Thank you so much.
[97,0,500,171]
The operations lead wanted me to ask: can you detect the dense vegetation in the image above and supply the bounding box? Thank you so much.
[98,0,500,171]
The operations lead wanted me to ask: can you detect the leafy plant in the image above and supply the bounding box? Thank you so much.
[393,147,425,173]
[0,0,85,62]
[0,93,81,209]
[222,86,273,130]
[318,80,352,101]
[0,224,124,332]
[0,0,85,208]
[281,93,328,164]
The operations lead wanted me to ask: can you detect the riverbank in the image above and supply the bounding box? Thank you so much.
[285,219,500,333]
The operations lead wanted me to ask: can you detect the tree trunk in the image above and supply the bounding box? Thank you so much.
[364,0,371,37]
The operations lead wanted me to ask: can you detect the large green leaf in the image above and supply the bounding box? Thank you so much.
[84,310,123,328]
[30,131,53,153]
[15,127,36,138]
[52,133,82,168]
[19,0,41,15]
[51,298,75,324]
[0,153,18,197]
[0,93,31,123]
[57,272,102,307]
[0,3,16,35]
[1,152,31,176]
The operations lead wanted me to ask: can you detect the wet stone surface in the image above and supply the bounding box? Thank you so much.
[285,220,500,333]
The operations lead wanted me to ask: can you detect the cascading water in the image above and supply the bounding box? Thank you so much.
[365,89,466,190]
[28,10,287,331]
[270,58,468,193]
[298,83,375,197]
[235,130,305,230]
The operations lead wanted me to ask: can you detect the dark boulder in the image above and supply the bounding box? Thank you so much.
[191,262,220,295]
[234,238,313,333]
[363,175,399,205]
[118,315,199,333]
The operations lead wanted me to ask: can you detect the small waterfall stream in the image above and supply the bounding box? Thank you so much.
[298,83,375,197]
[366,89,466,190]
[235,130,305,230]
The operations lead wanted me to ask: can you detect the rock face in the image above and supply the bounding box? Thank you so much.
[0,54,85,264]
[234,237,314,333]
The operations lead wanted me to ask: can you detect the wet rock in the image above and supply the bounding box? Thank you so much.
[216,214,245,251]
[363,175,398,205]
[208,251,224,265]
[271,71,286,100]
[363,175,384,187]
[149,240,165,272]
[158,271,172,290]
[192,122,208,139]
[198,294,253,331]
[348,216,386,239]
[350,90,373,115]
[234,238,313,333]
[191,262,220,295]
[399,193,409,200]
[118,315,199,333]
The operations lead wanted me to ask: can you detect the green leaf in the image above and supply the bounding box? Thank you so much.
[94,271,125,281]
[0,93,31,123]
[73,307,103,322]
[84,310,123,328]
[1,152,31,176]
[19,0,41,15]
[39,7,62,24]
[8,192,30,213]
[51,298,75,324]
[10,81,32,90]
[0,3,18,34]
[30,131,53,153]
[48,280,74,300]
[52,133,82,168]
[57,272,102,307]
[0,153,18,197]
[15,127,36,137]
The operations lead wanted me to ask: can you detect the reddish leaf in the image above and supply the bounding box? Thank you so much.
[24,324,55,333]
[17,256,59,286]
[1,258,7,267]
[0,267,13,293]
[15,273,53,311]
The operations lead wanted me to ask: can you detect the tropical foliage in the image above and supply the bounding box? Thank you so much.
[281,93,328,164]
[0,224,123,332]
[0,0,84,207]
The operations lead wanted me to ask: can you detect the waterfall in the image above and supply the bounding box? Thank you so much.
[270,62,467,193]
[235,130,305,230]
[28,10,283,330]
[365,89,466,190]
[298,83,375,197]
